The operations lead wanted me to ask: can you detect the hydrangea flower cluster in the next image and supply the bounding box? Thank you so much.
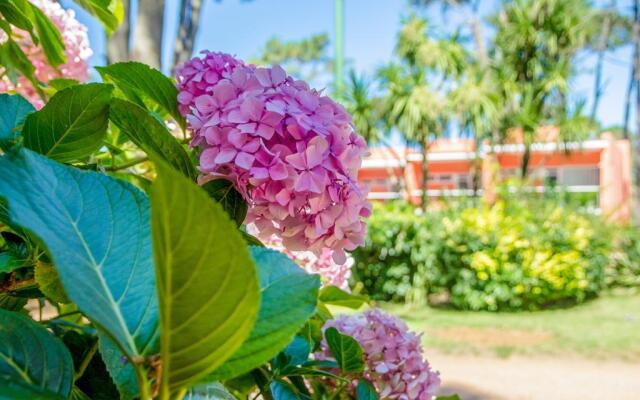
[318,309,440,399]
[0,0,92,108]
[258,232,353,289]
[176,52,371,263]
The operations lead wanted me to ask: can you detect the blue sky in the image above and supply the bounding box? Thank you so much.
[62,0,635,131]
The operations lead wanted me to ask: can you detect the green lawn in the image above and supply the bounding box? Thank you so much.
[377,290,640,360]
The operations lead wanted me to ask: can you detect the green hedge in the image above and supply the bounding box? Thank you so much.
[352,199,617,311]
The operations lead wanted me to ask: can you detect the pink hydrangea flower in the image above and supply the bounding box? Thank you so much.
[259,232,353,289]
[318,309,440,399]
[0,0,92,108]
[176,52,371,262]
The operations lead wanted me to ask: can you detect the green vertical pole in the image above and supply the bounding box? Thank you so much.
[334,0,344,98]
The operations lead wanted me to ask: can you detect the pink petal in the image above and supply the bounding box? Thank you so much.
[235,152,255,169]
[241,97,265,121]
[241,138,261,153]
[256,124,275,140]
[238,123,257,134]
[194,95,216,114]
[271,65,287,85]
[215,147,237,163]
[228,129,246,148]
[285,152,307,171]
[227,109,249,123]
[269,160,288,180]
[200,148,219,170]
[213,80,235,105]
[255,68,272,87]
[177,91,193,105]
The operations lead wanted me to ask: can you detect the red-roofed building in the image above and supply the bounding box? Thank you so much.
[358,132,632,221]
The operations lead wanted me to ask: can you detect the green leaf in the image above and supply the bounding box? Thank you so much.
[150,161,260,395]
[0,39,39,89]
[185,382,237,400]
[48,78,80,91]
[35,261,69,304]
[62,331,120,400]
[281,336,310,367]
[97,62,186,130]
[356,379,378,400]
[209,247,320,381]
[434,396,461,400]
[324,327,364,373]
[0,309,73,399]
[0,1,35,39]
[73,0,122,35]
[109,98,197,180]
[22,84,113,162]
[270,381,303,400]
[28,2,66,66]
[0,93,35,151]
[0,293,27,311]
[201,179,248,226]
[0,149,159,396]
[0,252,24,274]
[69,387,92,400]
[319,286,368,309]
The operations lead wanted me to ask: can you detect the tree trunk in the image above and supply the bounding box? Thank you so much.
[132,0,165,69]
[520,143,531,179]
[173,0,204,71]
[590,0,616,120]
[421,141,429,211]
[106,0,130,63]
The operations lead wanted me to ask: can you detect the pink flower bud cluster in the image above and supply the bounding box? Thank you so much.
[259,232,353,290]
[0,0,92,108]
[176,52,370,262]
[318,309,440,399]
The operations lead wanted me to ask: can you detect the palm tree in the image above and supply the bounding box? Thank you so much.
[344,71,406,193]
[382,17,465,210]
[491,0,595,177]
[450,67,499,195]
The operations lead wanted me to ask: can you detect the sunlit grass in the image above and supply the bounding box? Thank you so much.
[369,290,640,360]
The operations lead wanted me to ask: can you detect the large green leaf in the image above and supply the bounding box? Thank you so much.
[97,62,186,130]
[0,149,159,396]
[22,84,113,162]
[150,161,260,395]
[0,39,39,90]
[318,286,368,309]
[0,93,34,151]
[73,0,123,35]
[0,1,35,39]
[210,247,319,381]
[28,1,66,67]
[109,98,197,180]
[201,179,248,226]
[356,379,378,400]
[325,327,364,373]
[0,309,73,399]
[185,382,237,400]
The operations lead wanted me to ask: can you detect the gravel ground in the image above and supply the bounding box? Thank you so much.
[431,351,640,400]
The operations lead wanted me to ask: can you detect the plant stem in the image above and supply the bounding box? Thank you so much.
[74,340,99,382]
[108,156,149,171]
[134,363,153,400]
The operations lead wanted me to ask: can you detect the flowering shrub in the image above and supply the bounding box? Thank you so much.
[0,6,441,399]
[319,309,440,399]
[0,0,91,108]
[176,52,371,263]
[353,200,609,310]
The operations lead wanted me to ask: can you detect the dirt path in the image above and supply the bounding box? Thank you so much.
[430,352,640,400]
